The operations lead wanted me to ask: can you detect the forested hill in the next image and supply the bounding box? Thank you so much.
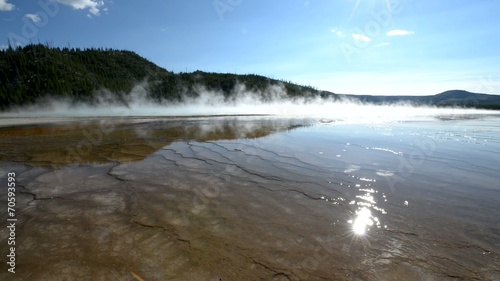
[0,44,325,110]
[1,44,499,111]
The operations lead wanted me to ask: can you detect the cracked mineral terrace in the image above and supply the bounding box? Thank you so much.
[0,115,499,280]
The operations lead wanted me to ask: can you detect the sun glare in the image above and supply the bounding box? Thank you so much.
[351,207,374,235]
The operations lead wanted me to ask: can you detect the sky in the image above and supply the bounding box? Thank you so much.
[1,0,499,96]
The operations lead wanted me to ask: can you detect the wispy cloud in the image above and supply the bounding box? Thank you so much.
[24,13,42,23]
[330,28,344,38]
[56,0,105,16]
[386,29,414,36]
[375,42,390,48]
[352,33,371,42]
[0,0,14,11]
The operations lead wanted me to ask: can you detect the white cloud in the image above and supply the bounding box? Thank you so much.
[386,29,414,36]
[330,28,344,38]
[24,13,42,23]
[0,0,15,11]
[56,0,105,16]
[351,33,371,42]
[375,42,390,48]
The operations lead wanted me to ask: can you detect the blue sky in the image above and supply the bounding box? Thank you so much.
[1,0,499,95]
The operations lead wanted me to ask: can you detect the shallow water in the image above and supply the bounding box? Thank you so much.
[0,115,499,280]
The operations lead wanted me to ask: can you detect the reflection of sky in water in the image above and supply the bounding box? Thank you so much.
[298,116,500,237]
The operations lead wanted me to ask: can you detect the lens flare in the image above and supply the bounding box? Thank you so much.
[131,272,145,281]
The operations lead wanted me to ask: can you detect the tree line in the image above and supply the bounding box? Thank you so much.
[0,44,323,110]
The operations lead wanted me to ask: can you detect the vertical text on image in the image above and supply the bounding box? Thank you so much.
[6,172,17,273]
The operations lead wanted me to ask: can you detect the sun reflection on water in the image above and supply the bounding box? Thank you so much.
[345,176,386,236]
[350,207,374,235]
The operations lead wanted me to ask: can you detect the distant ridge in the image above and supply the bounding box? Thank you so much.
[1,44,499,110]
[343,90,500,109]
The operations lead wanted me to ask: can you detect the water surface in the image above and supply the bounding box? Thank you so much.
[0,115,499,280]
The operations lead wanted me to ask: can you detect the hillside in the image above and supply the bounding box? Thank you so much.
[1,44,499,111]
[0,44,325,110]
[345,90,500,109]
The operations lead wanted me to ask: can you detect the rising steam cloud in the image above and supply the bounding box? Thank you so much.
[0,81,495,123]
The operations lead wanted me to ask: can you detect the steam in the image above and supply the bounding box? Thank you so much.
[0,81,496,124]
